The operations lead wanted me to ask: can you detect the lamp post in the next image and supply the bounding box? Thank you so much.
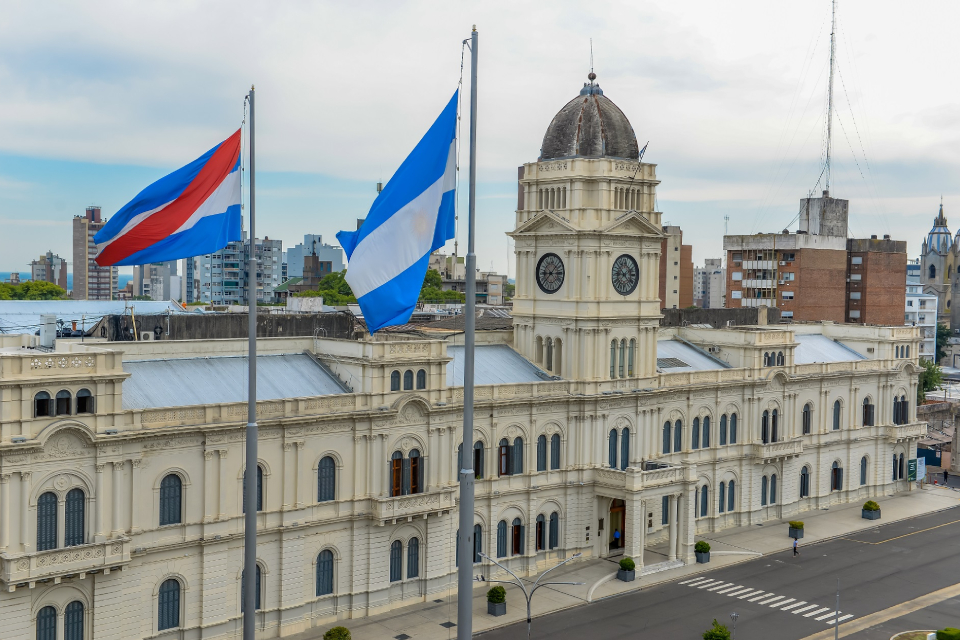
[729,612,739,640]
[476,552,584,640]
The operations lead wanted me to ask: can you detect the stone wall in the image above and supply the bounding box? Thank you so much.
[91,312,361,342]
[660,306,780,328]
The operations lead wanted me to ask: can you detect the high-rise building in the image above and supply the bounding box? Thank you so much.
[695,258,725,309]
[658,226,693,310]
[29,251,68,290]
[285,235,344,278]
[846,237,907,325]
[132,261,179,301]
[195,234,282,305]
[71,206,117,300]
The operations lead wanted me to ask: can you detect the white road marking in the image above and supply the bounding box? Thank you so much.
[757,595,786,605]
[725,588,754,597]
[697,580,723,589]
[680,577,710,585]
[748,592,773,602]
[834,614,855,623]
[706,582,733,591]
[774,598,796,608]
[815,611,841,621]
[793,604,820,614]
[781,601,807,611]
[714,585,744,594]
[804,607,832,618]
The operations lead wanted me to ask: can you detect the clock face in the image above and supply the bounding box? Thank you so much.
[611,254,639,296]
[536,253,565,294]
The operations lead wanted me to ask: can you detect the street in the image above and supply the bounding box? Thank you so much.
[480,506,960,640]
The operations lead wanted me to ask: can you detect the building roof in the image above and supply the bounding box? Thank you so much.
[656,339,730,372]
[0,300,185,335]
[540,74,639,161]
[272,277,303,293]
[927,204,951,254]
[121,353,348,409]
[794,334,865,364]
[446,344,551,386]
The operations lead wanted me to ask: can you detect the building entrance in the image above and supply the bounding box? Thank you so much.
[609,499,625,551]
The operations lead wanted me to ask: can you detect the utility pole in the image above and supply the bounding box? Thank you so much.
[825,0,837,195]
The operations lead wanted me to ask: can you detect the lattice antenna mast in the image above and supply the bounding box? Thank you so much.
[590,38,594,75]
[825,0,837,195]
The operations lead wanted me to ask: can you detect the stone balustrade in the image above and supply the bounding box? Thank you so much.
[0,538,131,587]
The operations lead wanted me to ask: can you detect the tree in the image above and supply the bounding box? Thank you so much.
[0,283,14,300]
[918,358,944,405]
[131,295,153,301]
[504,282,515,300]
[4,281,67,300]
[294,270,358,305]
[421,268,443,291]
[702,619,731,640]
[936,323,951,363]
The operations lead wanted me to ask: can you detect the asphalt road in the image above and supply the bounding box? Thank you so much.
[480,506,960,640]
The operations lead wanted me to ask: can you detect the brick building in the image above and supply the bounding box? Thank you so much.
[846,237,907,325]
[658,225,693,309]
[71,206,118,300]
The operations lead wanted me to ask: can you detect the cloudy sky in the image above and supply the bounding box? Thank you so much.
[1,0,957,278]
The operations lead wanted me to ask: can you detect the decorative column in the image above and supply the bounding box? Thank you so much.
[217,450,228,520]
[366,434,376,497]
[295,441,305,508]
[203,451,216,523]
[0,473,10,550]
[111,461,123,537]
[130,458,142,534]
[93,465,104,539]
[20,471,31,551]
[625,496,644,566]
[667,494,678,561]
[428,429,439,489]
[282,442,295,510]
[379,433,388,496]
[674,493,684,560]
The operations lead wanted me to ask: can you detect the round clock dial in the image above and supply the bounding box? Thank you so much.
[536,253,565,294]
[611,254,639,296]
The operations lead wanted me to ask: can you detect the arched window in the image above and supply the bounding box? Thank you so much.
[546,338,554,371]
[893,396,901,425]
[620,428,630,471]
[409,449,422,494]
[34,391,52,417]
[511,518,524,555]
[36,606,57,640]
[416,369,426,390]
[76,388,95,414]
[496,520,507,557]
[802,403,812,435]
[777,351,784,366]
[535,336,544,364]
[763,352,769,367]
[536,514,546,551]
[860,457,868,486]
[65,600,84,640]
[403,370,413,391]
[512,437,524,474]
[55,389,72,416]
[619,339,626,378]
[895,345,901,358]
[662,422,671,454]
[550,434,561,470]
[930,264,937,280]
[761,410,770,444]
[391,451,403,496]
[770,474,777,504]
[473,524,482,564]
[474,441,485,479]
[408,537,420,578]
[833,400,841,430]
[771,409,779,442]
[537,435,547,471]
[691,418,700,450]
[831,461,843,491]
[719,415,727,446]
[718,482,726,513]
[899,453,905,480]
[317,550,334,596]
[389,540,402,582]
[610,340,617,379]
[159,474,183,526]
[727,480,735,512]
[390,371,400,391]
[549,512,559,549]
[37,491,57,551]
[700,486,708,517]
[628,339,636,376]
[64,488,85,547]
[318,456,336,502]
[892,454,898,481]
[730,413,738,444]
[243,465,263,512]
[863,397,875,426]
[800,466,810,498]
[702,416,710,448]
[498,438,510,476]
[761,476,768,506]
[158,578,181,631]
[674,420,682,453]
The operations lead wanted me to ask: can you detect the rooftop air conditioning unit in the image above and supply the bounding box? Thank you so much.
[707,346,721,354]
[779,261,786,265]
[778,280,785,285]
[141,333,154,341]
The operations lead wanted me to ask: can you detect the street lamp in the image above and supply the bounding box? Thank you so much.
[475,552,584,640]
[729,612,739,639]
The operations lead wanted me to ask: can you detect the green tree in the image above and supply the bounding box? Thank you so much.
[12,281,67,300]
[936,323,951,362]
[919,358,944,405]
[504,282,515,300]
[421,268,443,291]
[131,295,153,301]
[702,619,731,640]
[0,283,14,300]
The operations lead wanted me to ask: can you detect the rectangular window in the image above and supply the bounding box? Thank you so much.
[851,256,863,265]
[849,310,861,319]
[732,272,743,281]
[732,253,742,262]
[661,495,669,525]
[850,292,861,300]
[781,291,794,300]
[731,291,742,300]
[781,311,794,318]
[850,274,862,281]
[782,272,795,281]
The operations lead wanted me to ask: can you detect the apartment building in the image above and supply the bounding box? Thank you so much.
[71,207,117,300]
[658,225,693,309]
[196,235,282,305]
[29,251,68,290]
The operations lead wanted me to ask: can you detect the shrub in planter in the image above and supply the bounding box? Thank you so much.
[702,618,732,640]
[863,500,880,511]
[617,556,636,582]
[324,627,351,640]
[937,627,960,640]
[862,500,881,520]
[788,521,805,539]
[695,540,711,563]
[486,586,506,616]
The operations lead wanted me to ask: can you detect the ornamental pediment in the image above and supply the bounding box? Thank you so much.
[600,211,665,237]
[509,211,577,235]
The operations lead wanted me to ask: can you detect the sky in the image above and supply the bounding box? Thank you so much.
[1,0,958,279]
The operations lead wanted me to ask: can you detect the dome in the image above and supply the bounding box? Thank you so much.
[539,74,639,161]
[928,203,952,254]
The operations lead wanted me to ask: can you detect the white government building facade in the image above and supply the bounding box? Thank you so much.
[0,75,923,640]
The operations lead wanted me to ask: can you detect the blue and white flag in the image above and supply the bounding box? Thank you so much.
[337,91,458,333]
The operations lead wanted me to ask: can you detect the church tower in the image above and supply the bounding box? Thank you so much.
[921,202,953,323]
[509,73,664,382]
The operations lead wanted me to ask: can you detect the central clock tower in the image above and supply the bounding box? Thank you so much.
[508,73,664,382]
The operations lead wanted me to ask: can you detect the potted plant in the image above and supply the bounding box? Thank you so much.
[788,521,804,539]
[695,540,711,563]
[324,627,351,640]
[702,618,732,640]
[617,557,636,582]
[862,500,881,520]
[486,585,506,616]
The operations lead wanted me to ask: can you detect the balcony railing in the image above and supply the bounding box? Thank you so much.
[0,538,131,586]
[884,423,924,442]
[372,488,456,525]
[753,438,803,461]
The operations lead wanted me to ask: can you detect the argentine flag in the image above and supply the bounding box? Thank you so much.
[338,91,458,333]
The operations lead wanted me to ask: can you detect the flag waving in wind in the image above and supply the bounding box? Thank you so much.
[94,130,242,266]
[338,91,458,332]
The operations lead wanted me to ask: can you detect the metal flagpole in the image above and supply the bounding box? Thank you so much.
[456,25,478,640]
[243,84,258,640]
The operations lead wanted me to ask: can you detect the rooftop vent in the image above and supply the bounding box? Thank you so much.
[656,357,690,369]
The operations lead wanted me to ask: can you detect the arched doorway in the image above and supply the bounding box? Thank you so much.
[609,499,626,551]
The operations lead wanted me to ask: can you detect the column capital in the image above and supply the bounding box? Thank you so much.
[95,464,106,473]
[20,471,31,481]
[0,473,11,483]
[131,458,142,469]
[218,449,228,459]
[112,461,124,471]
[203,450,215,461]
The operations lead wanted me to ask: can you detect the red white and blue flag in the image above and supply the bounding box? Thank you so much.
[94,130,242,266]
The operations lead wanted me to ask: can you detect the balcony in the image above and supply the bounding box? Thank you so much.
[752,438,803,461]
[0,538,131,586]
[372,488,456,525]
[884,423,924,442]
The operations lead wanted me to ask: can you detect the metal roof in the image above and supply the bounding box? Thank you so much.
[122,353,348,410]
[794,334,865,364]
[656,339,730,372]
[0,300,185,335]
[446,344,550,386]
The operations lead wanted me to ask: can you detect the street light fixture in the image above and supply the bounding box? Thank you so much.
[729,612,739,639]
[475,552,584,640]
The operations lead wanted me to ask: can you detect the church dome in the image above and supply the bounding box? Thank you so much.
[928,203,952,254]
[539,73,639,161]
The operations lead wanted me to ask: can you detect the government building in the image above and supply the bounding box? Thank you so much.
[0,74,923,640]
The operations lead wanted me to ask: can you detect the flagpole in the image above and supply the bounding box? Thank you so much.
[457,26,478,640]
[243,84,258,640]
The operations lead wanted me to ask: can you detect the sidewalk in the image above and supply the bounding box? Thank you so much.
[290,486,960,640]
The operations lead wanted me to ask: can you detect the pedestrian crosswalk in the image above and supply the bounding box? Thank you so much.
[678,577,855,626]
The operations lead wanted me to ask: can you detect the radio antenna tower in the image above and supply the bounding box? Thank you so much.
[825,0,837,195]
[724,214,730,235]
